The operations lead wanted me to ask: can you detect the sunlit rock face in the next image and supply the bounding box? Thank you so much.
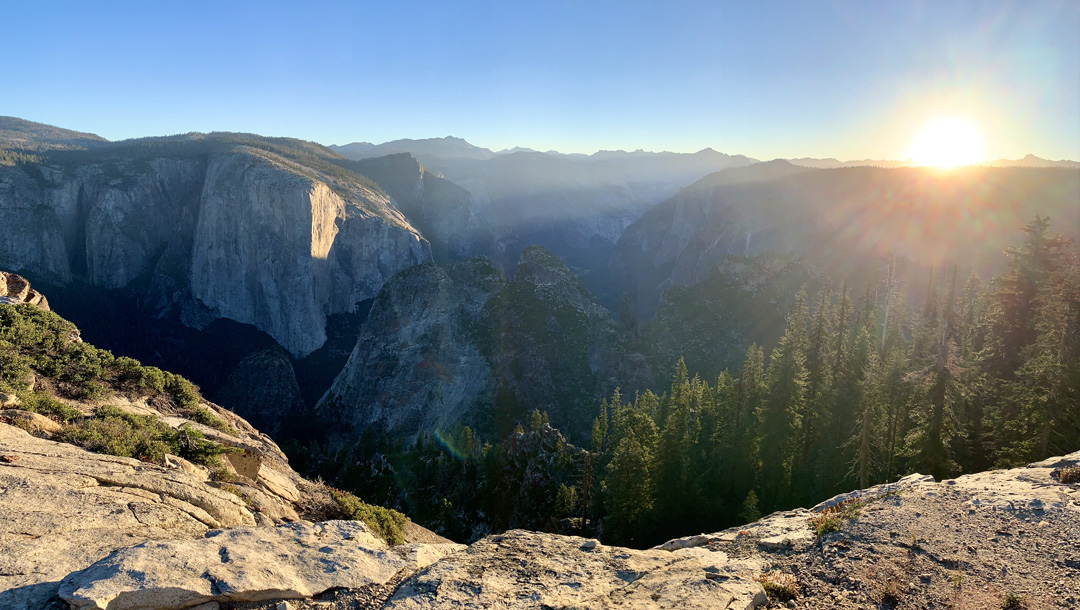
[191,149,429,356]
[0,145,431,357]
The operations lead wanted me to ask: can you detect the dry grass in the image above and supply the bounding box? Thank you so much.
[810,511,842,536]
[753,570,799,601]
[860,561,910,607]
[1001,591,1028,609]
[1052,464,1080,484]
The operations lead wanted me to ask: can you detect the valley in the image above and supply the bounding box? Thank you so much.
[2,114,1078,563]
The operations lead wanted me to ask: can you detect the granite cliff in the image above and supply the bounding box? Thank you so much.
[315,246,650,445]
[0,134,431,357]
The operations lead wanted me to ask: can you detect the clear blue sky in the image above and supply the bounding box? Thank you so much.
[3,0,1078,160]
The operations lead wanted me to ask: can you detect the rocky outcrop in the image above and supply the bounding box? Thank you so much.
[384,530,767,610]
[0,271,49,309]
[0,139,432,357]
[0,291,450,609]
[316,257,506,437]
[316,247,649,444]
[0,423,253,609]
[649,451,1080,609]
[4,399,1079,609]
[60,521,464,610]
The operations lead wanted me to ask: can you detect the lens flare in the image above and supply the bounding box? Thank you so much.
[910,117,984,167]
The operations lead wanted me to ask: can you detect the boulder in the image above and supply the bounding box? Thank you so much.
[0,271,50,310]
[0,423,252,610]
[384,529,766,610]
[0,408,62,435]
[60,521,464,610]
[162,454,210,482]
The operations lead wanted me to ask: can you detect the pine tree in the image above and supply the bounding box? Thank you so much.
[655,362,704,537]
[794,286,836,502]
[986,216,1072,465]
[757,291,808,508]
[904,271,962,480]
[602,394,659,545]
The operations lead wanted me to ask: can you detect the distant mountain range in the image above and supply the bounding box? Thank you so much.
[331,137,761,272]
[330,134,1079,170]
[786,153,1080,169]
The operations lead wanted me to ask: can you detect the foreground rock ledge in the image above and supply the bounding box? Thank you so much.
[60,521,464,610]
[384,530,768,610]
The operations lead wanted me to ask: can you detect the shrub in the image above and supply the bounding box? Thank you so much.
[1002,591,1027,609]
[137,366,167,393]
[59,411,170,462]
[164,374,200,410]
[186,405,234,435]
[59,341,110,385]
[753,571,798,601]
[0,343,32,388]
[329,488,408,546]
[165,423,236,468]
[59,405,235,468]
[811,511,842,536]
[18,391,82,423]
[1052,464,1080,484]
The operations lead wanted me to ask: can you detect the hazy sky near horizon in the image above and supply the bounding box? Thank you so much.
[3,1,1078,160]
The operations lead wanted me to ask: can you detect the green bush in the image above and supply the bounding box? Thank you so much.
[0,342,32,388]
[59,405,235,468]
[137,366,167,393]
[0,303,207,409]
[810,512,842,536]
[59,411,170,462]
[753,571,798,601]
[164,373,200,410]
[1002,591,1028,609]
[186,405,234,435]
[165,423,235,468]
[17,391,82,423]
[329,488,408,545]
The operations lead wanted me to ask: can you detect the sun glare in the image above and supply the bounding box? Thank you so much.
[910,117,984,167]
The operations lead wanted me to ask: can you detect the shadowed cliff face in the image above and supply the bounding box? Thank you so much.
[0,142,431,357]
[354,153,496,262]
[315,247,651,446]
[611,163,1080,316]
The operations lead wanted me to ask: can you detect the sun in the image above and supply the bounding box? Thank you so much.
[910,117,984,167]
